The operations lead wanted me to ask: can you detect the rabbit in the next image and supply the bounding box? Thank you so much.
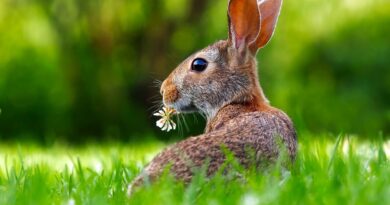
[128,0,297,194]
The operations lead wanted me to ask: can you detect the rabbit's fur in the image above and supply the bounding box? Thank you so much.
[129,0,296,192]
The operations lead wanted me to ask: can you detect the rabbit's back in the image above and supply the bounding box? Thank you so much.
[137,109,297,184]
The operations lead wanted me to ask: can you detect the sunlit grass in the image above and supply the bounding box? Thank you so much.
[0,134,389,205]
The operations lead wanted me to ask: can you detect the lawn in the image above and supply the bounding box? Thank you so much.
[0,134,389,205]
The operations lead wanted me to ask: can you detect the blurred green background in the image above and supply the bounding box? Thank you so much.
[0,0,389,143]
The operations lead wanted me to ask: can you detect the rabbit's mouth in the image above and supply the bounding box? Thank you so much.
[177,102,197,113]
[171,99,198,113]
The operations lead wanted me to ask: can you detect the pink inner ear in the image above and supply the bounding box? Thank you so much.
[228,0,261,50]
[255,0,282,49]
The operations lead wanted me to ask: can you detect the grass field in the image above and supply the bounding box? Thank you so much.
[0,134,389,205]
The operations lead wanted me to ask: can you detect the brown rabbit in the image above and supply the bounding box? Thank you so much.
[129,0,297,193]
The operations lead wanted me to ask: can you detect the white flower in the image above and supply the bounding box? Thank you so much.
[66,198,76,205]
[241,192,260,205]
[154,107,177,132]
[93,160,103,174]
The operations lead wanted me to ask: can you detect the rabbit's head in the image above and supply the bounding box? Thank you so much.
[160,0,282,119]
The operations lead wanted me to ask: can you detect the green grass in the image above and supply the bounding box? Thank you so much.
[0,134,389,205]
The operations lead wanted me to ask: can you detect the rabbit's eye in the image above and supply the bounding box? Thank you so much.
[191,58,208,72]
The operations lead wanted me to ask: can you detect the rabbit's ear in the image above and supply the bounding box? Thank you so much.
[250,0,282,52]
[228,0,261,52]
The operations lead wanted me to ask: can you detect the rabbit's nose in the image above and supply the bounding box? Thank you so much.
[160,77,179,104]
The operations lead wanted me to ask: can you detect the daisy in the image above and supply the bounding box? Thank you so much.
[154,107,177,132]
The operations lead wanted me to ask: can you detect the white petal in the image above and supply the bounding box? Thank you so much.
[166,122,172,132]
[156,119,165,128]
[153,112,162,116]
[171,121,176,130]
[161,122,168,131]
